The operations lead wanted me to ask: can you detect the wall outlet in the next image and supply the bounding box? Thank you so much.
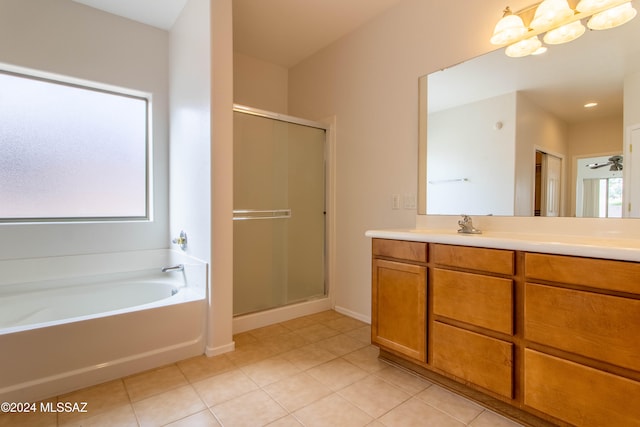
[392,194,401,210]
[404,194,416,209]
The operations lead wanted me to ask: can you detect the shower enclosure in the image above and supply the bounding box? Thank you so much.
[233,106,327,316]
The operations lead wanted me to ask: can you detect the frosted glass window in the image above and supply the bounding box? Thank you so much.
[0,71,148,221]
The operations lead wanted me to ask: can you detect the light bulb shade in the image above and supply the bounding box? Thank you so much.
[531,46,549,55]
[544,20,586,43]
[576,0,622,13]
[491,14,528,45]
[530,0,575,31]
[587,2,637,29]
[505,36,543,57]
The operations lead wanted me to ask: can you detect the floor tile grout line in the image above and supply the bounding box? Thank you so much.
[467,409,488,426]
[44,312,416,427]
[418,395,481,426]
[200,328,375,424]
[335,374,417,421]
[247,340,409,425]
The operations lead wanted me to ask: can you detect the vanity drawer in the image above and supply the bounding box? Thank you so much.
[432,322,513,398]
[524,349,640,427]
[433,269,513,335]
[525,283,640,371]
[525,252,640,294]
[373,239,427,263]
[430,244,514,275]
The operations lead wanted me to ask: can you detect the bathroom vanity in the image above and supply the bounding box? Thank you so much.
[366,229,640,427]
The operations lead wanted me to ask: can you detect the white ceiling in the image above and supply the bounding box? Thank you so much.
[73,0,403,68]
[73,0,188,30]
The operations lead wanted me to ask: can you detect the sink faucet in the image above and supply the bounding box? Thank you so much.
[458,215,482,234]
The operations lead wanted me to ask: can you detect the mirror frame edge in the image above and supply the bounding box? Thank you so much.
[418,75,427,215]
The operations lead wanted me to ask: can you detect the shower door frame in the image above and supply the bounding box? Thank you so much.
[232,104,334,320]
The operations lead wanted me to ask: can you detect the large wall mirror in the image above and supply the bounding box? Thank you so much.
[418,13,640,218]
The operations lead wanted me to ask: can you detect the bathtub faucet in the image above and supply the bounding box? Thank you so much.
[161,264,184,273]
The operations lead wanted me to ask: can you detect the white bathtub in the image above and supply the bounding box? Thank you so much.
[0,249,207,402]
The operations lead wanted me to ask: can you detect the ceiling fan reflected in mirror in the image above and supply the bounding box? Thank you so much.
[587,155,623,171]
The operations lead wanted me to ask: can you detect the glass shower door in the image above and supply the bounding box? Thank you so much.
[233,111,326,316]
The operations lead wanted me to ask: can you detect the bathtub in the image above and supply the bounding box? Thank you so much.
[0,249,207,402]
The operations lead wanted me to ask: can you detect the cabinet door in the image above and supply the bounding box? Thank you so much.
[372,259,427,362]
[433,322,513,398]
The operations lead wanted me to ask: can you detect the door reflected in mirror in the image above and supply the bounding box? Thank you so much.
[535,151,562,217]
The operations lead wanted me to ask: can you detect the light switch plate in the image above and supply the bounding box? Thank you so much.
[392,194,401,210]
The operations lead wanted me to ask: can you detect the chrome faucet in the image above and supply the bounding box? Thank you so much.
[458,215,482,234]
[162,264,184,273]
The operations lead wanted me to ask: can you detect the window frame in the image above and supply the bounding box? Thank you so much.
[0,66,152,224]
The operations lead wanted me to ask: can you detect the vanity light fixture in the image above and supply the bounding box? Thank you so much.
[491,0,637,57]
[505,36,545,57]
[544,19,586,43]
[490,6,529,45]
[584,1,637,28]
[584,101,599,107]
[530,0,575,31]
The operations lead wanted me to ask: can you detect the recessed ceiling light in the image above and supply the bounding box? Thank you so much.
[584,102,598,108]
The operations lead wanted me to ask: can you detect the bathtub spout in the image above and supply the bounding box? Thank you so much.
[161,264,184,273]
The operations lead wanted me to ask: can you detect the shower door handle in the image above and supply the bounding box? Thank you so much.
[232,209,292,220]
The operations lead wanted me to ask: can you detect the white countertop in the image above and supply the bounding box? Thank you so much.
[365,228,640,262]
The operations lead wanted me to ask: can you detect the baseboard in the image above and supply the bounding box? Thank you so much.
[334,305,371,324]
[232,297,332,334]
[205,341,235,357]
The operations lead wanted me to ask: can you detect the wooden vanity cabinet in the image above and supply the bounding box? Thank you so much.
[370,238,640,427]
[371,239,427,362]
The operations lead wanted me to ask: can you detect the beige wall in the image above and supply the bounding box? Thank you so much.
[285,0,533,320]
[234,53,288,113]
[568,116,623,158]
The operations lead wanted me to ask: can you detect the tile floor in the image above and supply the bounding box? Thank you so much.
[0,310,525,427]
